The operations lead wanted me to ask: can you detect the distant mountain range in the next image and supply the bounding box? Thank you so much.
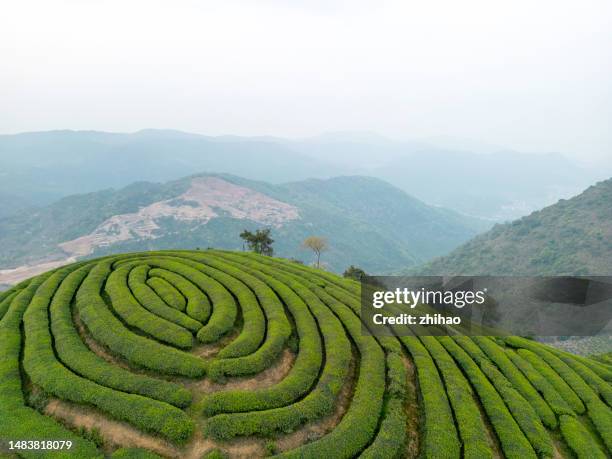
[0,174,487,285]
[416,178,612,276]
[0,130,340,206]
[1,129,607,221]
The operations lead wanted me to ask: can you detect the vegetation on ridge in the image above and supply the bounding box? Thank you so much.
[0,250,610,458]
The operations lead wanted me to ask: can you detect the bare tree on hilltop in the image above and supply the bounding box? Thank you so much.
[302,236,328,269]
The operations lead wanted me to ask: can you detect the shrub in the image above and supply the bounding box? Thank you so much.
[146,276,186,310]
[111,448,165,459]
[400,336,460,459]
[359,352,407,459]
[50,265,192,407]
[0,272,102,459]
[157,254,266,357]
[75,261,206,377]
[203,268,352,440]
[420,336,492,459]
[547,350,612,407]
[198,260,322,415]
[547,347,612,382]
[454,337,552,457]
[115,256,237,343]
[559,414,606,459]
[505,349,574,417]
[4,249,611,459]
[200,449,228,459]
[105,265,193,348]
[273,274,385,459]
[515,348,584,414]
[438,337,537,459]
[0,290,19,321]
[126,264,202,332]
[23,269,195,444]
[148,267,211,322]
[472,336,556,428]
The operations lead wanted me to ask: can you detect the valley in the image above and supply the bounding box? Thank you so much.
[0,174,485,286]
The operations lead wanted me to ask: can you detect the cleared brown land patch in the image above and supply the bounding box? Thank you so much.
[59,177,299,258]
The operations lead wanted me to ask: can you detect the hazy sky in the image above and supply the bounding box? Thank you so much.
[1,0,611,163]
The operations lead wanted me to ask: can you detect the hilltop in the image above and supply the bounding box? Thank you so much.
[417,178,612,276]
[0,174,486,283]
[1,250,610,458]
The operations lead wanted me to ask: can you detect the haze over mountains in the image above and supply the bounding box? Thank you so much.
[0,173,485,286]
[1,129,607,221]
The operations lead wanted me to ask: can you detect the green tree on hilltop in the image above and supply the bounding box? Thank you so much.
[240,228,274,256]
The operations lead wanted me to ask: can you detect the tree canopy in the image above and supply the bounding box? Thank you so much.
[240,228,274,256]
[343,265,367,281]
[302,236,328,268]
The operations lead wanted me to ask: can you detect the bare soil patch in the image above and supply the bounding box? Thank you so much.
[191,329,241,359]
[186,348,295,408]
[402,354,420,459]
[45,399,177,458]
[45,398,266,459]
[0,257,76,286]
[59,177,300,258]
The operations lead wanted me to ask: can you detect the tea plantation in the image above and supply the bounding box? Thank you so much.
[0,250,610,458]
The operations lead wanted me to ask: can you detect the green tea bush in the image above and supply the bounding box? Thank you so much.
[111,448,165,458]
[454,337,552,457]
[359,352,407,459]
[515,348,584,414]
[272,270,386,459]
[559,414,606,459]
[76,261,206,377]
[438,337,537,459]
[0,290,18,321]
[191,255,292,363]
[199,261,322,415]
[105,265,193,348]
[3,249,611,459]
[146,276,186,310]
[0,273,102,459]
[505,349,574,417]
[204,271,352,440]
[127,264,202,332]
[50,265,191,407]
[400,336,460,459]
[23,270,195,444]
[547,346,612,382]
[115,256,237,342]
[421,336,492,459]
[148,267,210,322]
[472,336,556,428]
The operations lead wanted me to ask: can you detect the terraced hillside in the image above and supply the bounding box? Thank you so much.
[0,250,611,459]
